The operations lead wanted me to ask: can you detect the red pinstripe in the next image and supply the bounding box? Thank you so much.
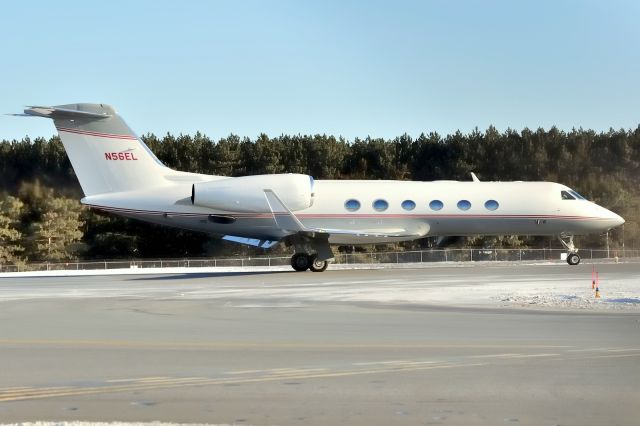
[57,126,138,140]
[84,204,607,221]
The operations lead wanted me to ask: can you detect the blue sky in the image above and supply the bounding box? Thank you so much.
[1,0,639,141]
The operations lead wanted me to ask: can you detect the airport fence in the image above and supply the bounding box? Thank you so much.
[0,248,637,273]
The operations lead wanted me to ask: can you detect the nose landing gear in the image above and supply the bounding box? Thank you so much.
[559,235,581,265]
[566,252,581,265]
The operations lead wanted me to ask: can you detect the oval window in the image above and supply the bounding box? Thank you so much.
[344,199,361,212]
[484,200,499,211]
[429,200,444,211]
[372,199,389,212]
[401,200,416,211]
[457,200,471,211]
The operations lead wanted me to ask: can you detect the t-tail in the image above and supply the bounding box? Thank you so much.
[22,103,173,196]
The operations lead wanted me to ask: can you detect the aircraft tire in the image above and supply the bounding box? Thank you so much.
[567,253,580,265]
[309,256,328,272]
[291,253,311,271]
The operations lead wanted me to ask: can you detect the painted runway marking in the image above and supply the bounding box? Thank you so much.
[605,348,640,352]
[2,348,634,403]
[505,353,559,358]
[135,377,176,382]
[352,360,417,366]
[468,353,521,358]
[0,339,575,350]
[224,369,265,375]
[0,362,484,403]
[567,347,618,352]
[583,353,640,360]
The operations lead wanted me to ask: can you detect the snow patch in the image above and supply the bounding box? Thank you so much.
[0,422,245,426]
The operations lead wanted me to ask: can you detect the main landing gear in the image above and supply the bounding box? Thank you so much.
[288,234,333,272]
[290,253,328,272]
[558,235,581,265]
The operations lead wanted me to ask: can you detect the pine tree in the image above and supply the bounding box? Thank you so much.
[0,195,25,266]
[31,197,84,261]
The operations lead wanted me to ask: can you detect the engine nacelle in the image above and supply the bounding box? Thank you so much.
[191,174,314,213]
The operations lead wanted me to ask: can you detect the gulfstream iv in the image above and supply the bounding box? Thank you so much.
[20,104,624,271]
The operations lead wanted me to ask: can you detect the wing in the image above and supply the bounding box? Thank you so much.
[263,189,428,238]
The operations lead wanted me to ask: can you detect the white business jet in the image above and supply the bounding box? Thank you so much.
[19,104,624,271]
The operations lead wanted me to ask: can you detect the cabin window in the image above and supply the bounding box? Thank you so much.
[429,200,444,211]
[484,200,499,211]
[457,200,472,211]
[561,190,575,200]
[373,199,389,212]
[344,199,361,212]
[401,200,416,211]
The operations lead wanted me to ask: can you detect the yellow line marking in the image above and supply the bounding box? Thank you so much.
[506,353,559,358]
[0,386,72,398]
[606,348,640,353]
[263,368,301,372]
[567,347,617,352]
[224,370,265,375]
[385,361,438,366]
[0,362,486,403]
[468,353,521,358]
[262,369,329,377]
[584,353,640,360]
[0,339,572,350]
[135,377,175,382]
[352,360,412,366]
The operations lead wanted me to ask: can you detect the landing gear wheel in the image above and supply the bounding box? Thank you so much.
[309,256,328,272]
[291,253,311,271]
[558,235,580,266]
[567,252,581,266]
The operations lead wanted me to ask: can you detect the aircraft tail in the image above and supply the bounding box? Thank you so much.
[23,103,171,196]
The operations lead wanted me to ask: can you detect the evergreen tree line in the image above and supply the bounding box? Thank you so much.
[1,125,638,264]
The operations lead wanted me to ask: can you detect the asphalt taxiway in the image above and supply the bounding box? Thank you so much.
[0,263,639,425]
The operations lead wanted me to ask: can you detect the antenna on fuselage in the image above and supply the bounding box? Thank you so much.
[471,172,480,182]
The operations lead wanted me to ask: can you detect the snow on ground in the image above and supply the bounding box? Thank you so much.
[0,423,242,426]
[0,261,638,311]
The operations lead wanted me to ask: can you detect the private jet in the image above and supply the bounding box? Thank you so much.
[19,104,625,271]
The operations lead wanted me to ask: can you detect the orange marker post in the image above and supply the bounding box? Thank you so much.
[592,265,596,289]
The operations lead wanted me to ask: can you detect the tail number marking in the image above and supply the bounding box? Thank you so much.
[105,152,138,161]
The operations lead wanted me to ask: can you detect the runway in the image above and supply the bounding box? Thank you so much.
[0,263,639,425]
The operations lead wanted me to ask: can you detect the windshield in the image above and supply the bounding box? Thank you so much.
[570,190,586,200]
[562,189,587,200]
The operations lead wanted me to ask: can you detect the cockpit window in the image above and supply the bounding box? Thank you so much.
[570,190,586,200]
[561,190,576,200]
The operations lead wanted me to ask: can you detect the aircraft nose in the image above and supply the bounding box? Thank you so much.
[602,207,625,228]
[612,212,625,227]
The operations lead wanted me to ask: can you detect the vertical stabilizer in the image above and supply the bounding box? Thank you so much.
[23,103,170,196]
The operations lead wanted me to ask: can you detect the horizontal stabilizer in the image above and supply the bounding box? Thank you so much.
[16,102,171,196]
[23,105,111,120]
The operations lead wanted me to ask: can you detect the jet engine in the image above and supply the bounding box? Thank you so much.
[191,173,314,213]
